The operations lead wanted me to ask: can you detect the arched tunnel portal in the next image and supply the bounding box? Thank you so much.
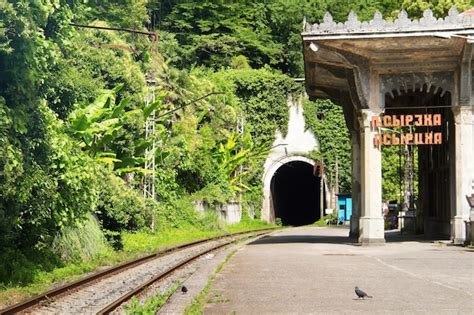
[270,160,322,226]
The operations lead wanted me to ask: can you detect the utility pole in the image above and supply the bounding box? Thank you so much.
[331,156,339,212]
[320,169,324,220]
[403,144,415,210]
[237,114,244,206]
[142,91,224,228]
[143,77,157,222]
[335,156,339,195]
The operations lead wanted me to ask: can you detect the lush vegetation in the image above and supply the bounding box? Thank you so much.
[303,99,351,192]
[153,0,470,76]
[126,282,180,314]
[0,0,469,307]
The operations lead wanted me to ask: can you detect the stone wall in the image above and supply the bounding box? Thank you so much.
[193,199,242,224]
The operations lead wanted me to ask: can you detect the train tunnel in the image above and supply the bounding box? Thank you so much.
[270,161,321,226]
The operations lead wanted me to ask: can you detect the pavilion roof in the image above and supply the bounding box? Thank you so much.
[302,7,474,39]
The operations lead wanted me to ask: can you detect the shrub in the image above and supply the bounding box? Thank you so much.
[0,247,59,286]
[95,171,149,249]
[52,213,110,262]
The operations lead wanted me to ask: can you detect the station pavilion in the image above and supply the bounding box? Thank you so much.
[302,7,474,244]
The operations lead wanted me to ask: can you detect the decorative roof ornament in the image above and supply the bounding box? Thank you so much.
[345,11,361,31]
[369,11,386,30]
[380,73,453,100]
[318,12,337,32]
[445,7,459,23]
[393,10,410,29]
[419,9,437,26]
[302,6,474,35]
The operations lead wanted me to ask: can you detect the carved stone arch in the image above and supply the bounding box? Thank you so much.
[380,72,454,107]
[261,155,315,223]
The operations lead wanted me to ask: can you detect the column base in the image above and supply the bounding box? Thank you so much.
[359,216,385,246]
[349,215,360,239]
[465,221,474,246]
[400,210,416,234]
[359,237,386,246]
[453,216,467,245]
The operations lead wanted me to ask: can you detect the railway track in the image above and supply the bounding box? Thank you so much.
[0,228,275,314]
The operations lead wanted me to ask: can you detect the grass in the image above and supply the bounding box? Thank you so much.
[184,249,238,315]
[0,219,274,308]
[312,214,338,227]
[124,282,181,315]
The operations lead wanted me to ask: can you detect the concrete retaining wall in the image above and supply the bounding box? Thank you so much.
[193,199,242,224]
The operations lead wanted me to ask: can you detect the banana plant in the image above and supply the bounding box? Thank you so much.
[214,131,260,193]
[66,84,167,174]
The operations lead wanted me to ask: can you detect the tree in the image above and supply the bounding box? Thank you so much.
[401,0,470,18]
[0,1,100,250]
[158,1,282,69]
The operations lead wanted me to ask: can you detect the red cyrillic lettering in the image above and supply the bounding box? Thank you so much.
[414,133,424,144]
[425,132,433,144]
[424,114,432,126]
[392,135,400,145]
[401,133,413,144]
[374,134,381,146]
[414,114,423,126]
[371,116,380,128]
[392,115,401,126]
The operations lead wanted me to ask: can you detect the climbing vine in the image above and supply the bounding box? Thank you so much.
[303,99,351,193]
[303,98,417,201]
[218,68,299,211]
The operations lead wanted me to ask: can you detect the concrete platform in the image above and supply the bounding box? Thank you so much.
[203,227,474,314]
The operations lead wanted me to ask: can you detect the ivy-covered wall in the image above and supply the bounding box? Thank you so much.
[207,67,301,217]
[303,99,351,193]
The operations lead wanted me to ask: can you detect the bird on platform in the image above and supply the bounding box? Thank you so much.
[181,285,188,294]
[354,286,372,299]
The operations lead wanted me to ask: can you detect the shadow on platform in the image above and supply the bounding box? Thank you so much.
[248,234,356,246]
[384,229,450,243]
[248,228,451,246]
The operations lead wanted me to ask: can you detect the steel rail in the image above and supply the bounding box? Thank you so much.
[97,230,270,314]
[0,228,277,315]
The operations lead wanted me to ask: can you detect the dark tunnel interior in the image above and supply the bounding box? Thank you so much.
[271,161,321,226]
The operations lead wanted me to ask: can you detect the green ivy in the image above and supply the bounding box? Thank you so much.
[303,99,351,192]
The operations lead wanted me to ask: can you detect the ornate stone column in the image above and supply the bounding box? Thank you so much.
[349,131,361,239]
[452,106,474,244]
[358,109,385,245]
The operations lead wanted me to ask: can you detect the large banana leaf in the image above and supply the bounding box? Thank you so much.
[67,85,167,173]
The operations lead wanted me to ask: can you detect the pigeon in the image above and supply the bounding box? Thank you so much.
[181,285,188,294]
[354,286,372,299]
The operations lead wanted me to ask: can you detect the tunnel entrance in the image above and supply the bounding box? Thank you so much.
[271,161,321,226]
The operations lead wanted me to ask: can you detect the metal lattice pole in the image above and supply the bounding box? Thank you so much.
[403,144,415,210]
[237,114,244,205]
[144,78,157,202]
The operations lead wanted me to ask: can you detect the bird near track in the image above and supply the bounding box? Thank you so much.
[354,286,372,299]
[181,285,188,294]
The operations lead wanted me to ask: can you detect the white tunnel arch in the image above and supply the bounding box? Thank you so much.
[261,155,316,223]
